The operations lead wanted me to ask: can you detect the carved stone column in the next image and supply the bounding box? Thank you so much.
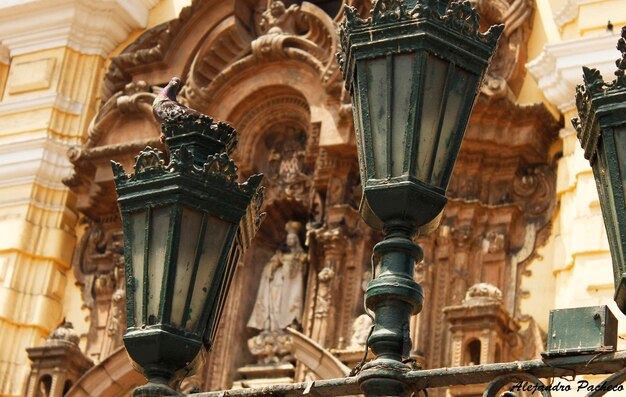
[310,227,345,347]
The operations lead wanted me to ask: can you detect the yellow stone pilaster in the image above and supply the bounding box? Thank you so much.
[0,1,160,395]
[0,46,105,397]
[0,45,8,100]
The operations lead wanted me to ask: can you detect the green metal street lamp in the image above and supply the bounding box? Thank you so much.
[338,0,502,396]
[573,26,626,315]
[112,107,264,396]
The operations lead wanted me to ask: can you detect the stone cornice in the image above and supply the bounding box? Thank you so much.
[0,136,74,191]
[553,0,577,30]
[0,92,83,116]
[0,0,159,57]
[526,33,621,113]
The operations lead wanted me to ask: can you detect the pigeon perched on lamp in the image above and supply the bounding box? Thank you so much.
[152,77,211,144]
[151,77,237,164]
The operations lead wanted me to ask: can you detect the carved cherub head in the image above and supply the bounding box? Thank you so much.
[270,0,286,17]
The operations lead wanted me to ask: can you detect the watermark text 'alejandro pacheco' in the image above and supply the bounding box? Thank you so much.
[510,380,624,393]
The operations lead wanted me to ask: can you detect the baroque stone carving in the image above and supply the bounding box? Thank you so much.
[512,164,556,218]
[48,321,81,346]
[193,0,341,106]
[463,283,504,304]
[263,127,313,205]
[474,0,535,97]
[71,218,126,361]
[348,314,373,349]
[252,0,310,57]
[100,1,206,102]
[64,80,162,222]
[314,267,335,319]
[258,1,302,36]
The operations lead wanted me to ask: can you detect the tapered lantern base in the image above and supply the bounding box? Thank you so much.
[124,327,205,397]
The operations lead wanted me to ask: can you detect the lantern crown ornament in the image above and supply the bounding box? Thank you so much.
[112,78,264,396]
[573,26,626,315]
[338,0,503,234]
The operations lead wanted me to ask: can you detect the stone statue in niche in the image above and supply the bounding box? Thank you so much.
[247,221,307,364]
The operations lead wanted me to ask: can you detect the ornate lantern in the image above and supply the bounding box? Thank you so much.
[112,111,264,395]
[338,1,502,396]
[573,27,626,315]
[338,0,503,232]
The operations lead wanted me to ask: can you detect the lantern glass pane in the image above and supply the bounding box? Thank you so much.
[365,57,389,178]
[129,211,146,327]
[431,69,478,187]
[392,53,414,176]
[187,216,231,331]
[147,206,171,324]
[614,125,626,206]
[170,208,204,328]
[415,54,449,182]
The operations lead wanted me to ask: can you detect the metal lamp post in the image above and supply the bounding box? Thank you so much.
[573,26,626,315]
[338,0,502,396]
[112,111,264,396]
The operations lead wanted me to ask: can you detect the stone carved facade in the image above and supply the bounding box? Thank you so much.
[49,0,560,396]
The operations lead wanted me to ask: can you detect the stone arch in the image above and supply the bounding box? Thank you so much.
[65,347,141,397]
[227,84,312,176]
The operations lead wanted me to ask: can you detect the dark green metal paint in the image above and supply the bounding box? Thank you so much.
[543,306,618,357]
[143,207,151,325]
[191,350,626,397]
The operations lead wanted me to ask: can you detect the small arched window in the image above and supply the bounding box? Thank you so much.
[63,380,73,396]
[36,375,52,397]
[464,339,481,365]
